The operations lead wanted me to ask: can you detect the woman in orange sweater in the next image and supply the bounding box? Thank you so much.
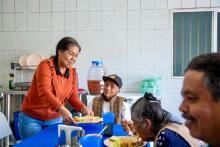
[19,37,93,139]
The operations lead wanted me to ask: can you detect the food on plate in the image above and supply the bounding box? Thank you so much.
[108,136,143,147]
[73,116,102,123]
[109,136,121,147]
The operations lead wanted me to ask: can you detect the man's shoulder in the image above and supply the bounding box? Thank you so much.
[93,96,102,101]
[116,95,125,100]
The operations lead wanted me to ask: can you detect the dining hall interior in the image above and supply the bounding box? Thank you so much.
[0,0,220,147]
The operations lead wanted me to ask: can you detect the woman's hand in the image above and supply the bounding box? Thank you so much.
[58,105,75,125]
[121,120,136,135]
[80,106,94,116]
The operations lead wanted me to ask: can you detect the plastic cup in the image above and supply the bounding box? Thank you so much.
[80,135,101,147]
[103,112,115,136]
[103,112,115,124]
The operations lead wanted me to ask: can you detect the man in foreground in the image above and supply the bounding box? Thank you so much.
[179,53,220,146]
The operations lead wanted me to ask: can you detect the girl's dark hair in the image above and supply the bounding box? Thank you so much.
[54,37,81,60]
[131,93,172,135]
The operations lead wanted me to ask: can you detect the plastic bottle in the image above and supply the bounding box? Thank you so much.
[99,61,107,92]
[99,61,107,76]
[87,60,106,95]
[9,73,15,90]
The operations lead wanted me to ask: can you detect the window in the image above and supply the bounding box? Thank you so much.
[173,11,212,77]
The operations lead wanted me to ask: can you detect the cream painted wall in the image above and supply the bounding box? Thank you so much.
[0,0,220,120]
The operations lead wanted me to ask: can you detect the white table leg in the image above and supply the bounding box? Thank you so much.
[4,94,10,147]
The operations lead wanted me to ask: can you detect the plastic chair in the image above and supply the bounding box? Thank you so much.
[0,112,17,147]
[0,112,12,139]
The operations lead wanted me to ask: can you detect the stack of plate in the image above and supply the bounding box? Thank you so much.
[19,53,44,69]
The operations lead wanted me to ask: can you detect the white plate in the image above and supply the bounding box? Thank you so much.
[75,118,103,124]
[74,116,103,124]
[104,136,146,147]
[19,54,31,67]
[26,53,44,69]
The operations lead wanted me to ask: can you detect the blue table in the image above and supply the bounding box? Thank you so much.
[14,123,128,147]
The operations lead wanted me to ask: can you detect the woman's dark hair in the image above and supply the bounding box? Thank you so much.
[185,53,220,101]
[131,93,172,135]
[54,37,81,60]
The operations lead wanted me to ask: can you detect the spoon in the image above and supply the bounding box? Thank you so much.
[98,125,108,137]
[125,125,134,136]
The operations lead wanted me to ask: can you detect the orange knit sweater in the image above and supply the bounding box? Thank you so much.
[21,58,84,120]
